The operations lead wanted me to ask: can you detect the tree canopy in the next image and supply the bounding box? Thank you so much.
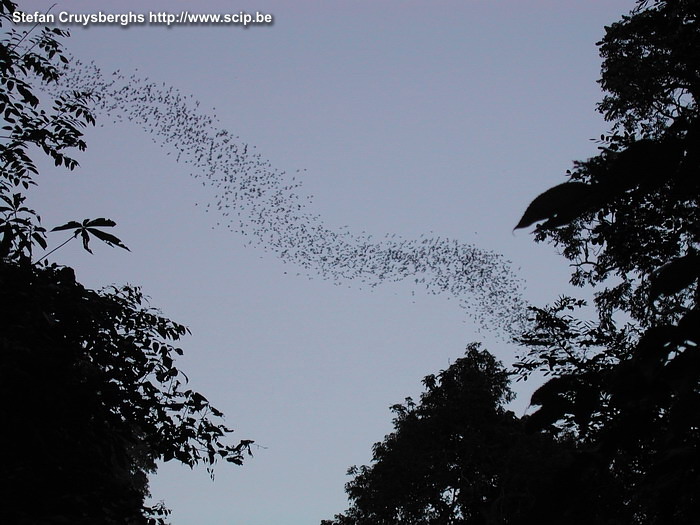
[1,1,251,522]
[514,0,699,522]
[322,345,630,525]
[328,1,700,523]
[330,345,522,524]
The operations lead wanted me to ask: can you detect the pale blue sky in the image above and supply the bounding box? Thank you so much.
[20,1,633,523]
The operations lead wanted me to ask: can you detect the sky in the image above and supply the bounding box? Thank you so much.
[15,1,634,523]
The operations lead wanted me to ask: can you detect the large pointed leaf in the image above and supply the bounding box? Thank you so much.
[649,253,700,301]
[514,182,597,230]
[524,403,567,432]
[51,220,82,232]
[84,218,117,228]
[86,227,130,251]
[81,229,92,253]
[32,232,47,250]
[531,375,576,407]
[49,218,129,254]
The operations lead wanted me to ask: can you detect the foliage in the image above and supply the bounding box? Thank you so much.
[1,263,252,524]
[513,0,700,522]
[514,0,699,328]
[323,345,629,525]
[328,1,699,524]
[1,1,251,522]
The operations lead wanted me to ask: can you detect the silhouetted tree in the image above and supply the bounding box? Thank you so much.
[327,1,698,523]
[1,2,251,523]
[322,345,627,525]
[514,0,700,522]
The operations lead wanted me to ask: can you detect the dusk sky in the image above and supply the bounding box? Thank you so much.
[18,1,633,523]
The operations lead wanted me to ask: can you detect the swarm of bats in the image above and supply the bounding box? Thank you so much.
[55,60,529,338]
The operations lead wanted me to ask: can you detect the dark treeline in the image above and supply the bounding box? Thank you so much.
[323,1,700,523]
[0,1,251,523]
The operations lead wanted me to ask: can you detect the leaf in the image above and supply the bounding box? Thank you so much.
[16,83,39,107]
[86,228,130,251]
[524,403,564,432]
[84,217,117,228]
[32,232,47,249]
[51,220,82,232]
[649,253,700,301]
[531,376,575,407]
[50,218,129,254]
[514,182,597,230]
[81,229,92,253]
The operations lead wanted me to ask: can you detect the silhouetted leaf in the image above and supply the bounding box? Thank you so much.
[84,217,117,228]
[81,229,92,253]
[515,182,596,230]
[32,232,47,249]
[530,376,575,407]
[51,220,82,232]
[86,227,130,251]
[649,253,700,301]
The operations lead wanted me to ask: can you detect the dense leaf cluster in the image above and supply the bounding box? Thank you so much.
[0,0,95,260]
[1,1,251,522]
[323,346,628,525]
[514,0,700,522]
[339,346,519,524]
[1,263,251,524]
